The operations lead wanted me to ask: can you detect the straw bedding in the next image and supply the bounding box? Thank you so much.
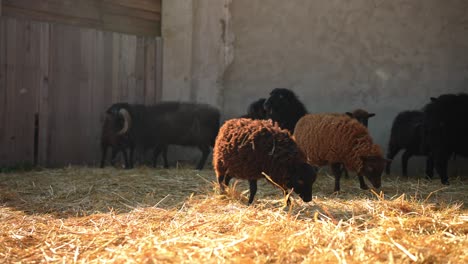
[0,166,467,263]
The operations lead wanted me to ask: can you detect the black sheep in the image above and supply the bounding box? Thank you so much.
[263,88,308,132]
[100,109,135,169]
[241,98,267,120]
[423,93,468,185]
[101,102,220,170]
[386,110,433,178]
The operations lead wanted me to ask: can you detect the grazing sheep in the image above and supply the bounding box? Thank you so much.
[294,114,388,192]
[345,109,375,127]
[213,118,317,204]
[241,98,267,120]
[102,102,220,170]
[263,88,308,132]
[423,93,468,185]
[386,110,433,178]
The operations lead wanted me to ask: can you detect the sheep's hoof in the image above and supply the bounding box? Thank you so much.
[360,185,369,190]
[441,180,450,185]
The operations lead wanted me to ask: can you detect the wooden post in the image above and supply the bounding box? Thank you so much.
[0,0,3,17]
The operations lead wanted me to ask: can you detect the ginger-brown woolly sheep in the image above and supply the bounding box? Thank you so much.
[213,118,317,204]
[293,114,388,192]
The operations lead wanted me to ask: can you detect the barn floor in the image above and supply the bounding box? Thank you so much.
[0,166,467,263]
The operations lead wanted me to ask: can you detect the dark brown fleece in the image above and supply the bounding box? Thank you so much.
[213,118,307,189]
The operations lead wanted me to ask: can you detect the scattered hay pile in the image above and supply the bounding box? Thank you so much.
[0,167,467,263]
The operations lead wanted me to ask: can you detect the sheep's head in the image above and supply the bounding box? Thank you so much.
[359,156,389,188]
[346,109,375,127]
[246,98,267,120]
[264,88,300,118]
[105,103,132,135]
[287,163,317,202]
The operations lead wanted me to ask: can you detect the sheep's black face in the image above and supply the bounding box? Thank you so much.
[289,163,317,202]
[247,98,267,119]
[263,88,298,118]
[360,156,388,188]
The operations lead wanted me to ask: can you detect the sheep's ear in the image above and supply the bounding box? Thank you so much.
[430,97,437,102]
[368,113,376,118]
[345,112,353,117]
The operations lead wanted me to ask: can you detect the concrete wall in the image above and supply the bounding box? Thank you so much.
[162,0,468,174]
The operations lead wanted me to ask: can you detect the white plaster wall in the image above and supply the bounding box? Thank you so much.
[161,0,468,174]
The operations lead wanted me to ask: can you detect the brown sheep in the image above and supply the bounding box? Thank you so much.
[345,109,375,127]
[213,118,317,204]
[293,114,388,192]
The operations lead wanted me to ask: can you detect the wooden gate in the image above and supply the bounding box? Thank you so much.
[0,17,162,167]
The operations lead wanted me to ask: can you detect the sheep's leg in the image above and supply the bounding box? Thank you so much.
[248,180,258,205]
[128,146,135,169]
[162,145,169,168]
[196,145,210,170]
[110,148,119,166]
[218,174,232,194]
[122,149,130,169]
[152,146,163,168]
[331,163,342,192]
[358,175,369,190]
[401,150,411,177]
[218,174,226,193]
[434,156,449,185]
[425,155,434,179]
[100,145,108,168]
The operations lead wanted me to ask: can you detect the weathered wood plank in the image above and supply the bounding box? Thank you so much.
[3,0,161,36]
[0,18,43,166]
[104,0,161,13]
[155,37,163,103]
[2,16,162,166]
[37,22,50,165]
[144,38,156,105]
[0,19,6,163]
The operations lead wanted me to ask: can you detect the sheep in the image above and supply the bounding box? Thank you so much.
[102,102,220,170]
[293,114,388,192]
[263,88,308,132]
[422,93,468,185]
[345,109,375,127]
[213,118,317,204]
[385,110,433,178]
[100,110,135,168]
[241,98,267,119]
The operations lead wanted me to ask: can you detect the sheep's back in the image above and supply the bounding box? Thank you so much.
[294,114,373,169]
[213,118,303,184]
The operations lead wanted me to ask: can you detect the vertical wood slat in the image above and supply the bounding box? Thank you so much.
[0,19,6,163]
[0,17,162,167]
[37,22,49,165]
[0,18,43,166]
[155,37,162,103]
